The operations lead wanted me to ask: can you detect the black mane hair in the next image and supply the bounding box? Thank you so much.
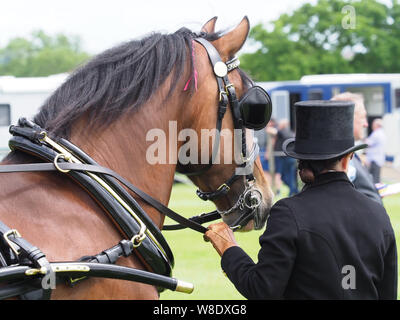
[32,29,207,137]
[32,27,252,138]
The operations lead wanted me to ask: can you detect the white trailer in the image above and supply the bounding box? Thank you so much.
[0,74,68,159]
[260,74,400,168]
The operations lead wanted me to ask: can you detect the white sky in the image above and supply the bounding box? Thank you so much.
[0,0,318,54]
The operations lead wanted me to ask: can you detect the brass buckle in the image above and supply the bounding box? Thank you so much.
[225,83,234,91]
[230,224,242,231]
[217,183,230,192]
[131,222,147,248]
[225,84,235,97]
[131,233,146,248]
[3,229,22,256]
[54,154,71,173]
[40,131,73,162]
[219,90,228,102]
[25,267,48,276]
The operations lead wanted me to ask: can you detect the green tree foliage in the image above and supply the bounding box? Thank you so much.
[240,0,400,81]
[0,30,91,76]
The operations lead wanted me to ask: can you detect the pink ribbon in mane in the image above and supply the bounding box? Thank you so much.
[183,40,198,91]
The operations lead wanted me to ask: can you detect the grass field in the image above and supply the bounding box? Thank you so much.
[160,181,400,300]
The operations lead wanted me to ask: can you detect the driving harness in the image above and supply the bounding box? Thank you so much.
[0,37,270,299]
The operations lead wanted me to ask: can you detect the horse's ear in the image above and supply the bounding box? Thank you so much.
[213,16,250,60]
[201,16,217,34]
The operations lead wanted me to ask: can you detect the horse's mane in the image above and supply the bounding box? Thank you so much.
[33,28,222,138]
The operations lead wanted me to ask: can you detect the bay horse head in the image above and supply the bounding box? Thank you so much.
[174,17,273,231]
[0,17,273,299]
[30,16,273,231]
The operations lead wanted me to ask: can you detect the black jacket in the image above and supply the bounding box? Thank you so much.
[274,128,295,153]
[351,154,382,204]
[221,172,397,299]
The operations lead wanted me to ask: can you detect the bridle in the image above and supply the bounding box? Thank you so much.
[177,37,269,230]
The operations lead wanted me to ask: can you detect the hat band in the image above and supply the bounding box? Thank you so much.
[294,138,354,155]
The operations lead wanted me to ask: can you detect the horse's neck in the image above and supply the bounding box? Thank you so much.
[68,99,185,229]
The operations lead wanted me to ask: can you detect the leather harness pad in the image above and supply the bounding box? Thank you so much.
[8,135,174,278]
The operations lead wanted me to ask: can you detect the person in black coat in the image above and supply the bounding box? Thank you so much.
[204,100,397,300]
[331,92,382,204]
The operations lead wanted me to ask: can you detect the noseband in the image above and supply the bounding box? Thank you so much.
[176,38,263,230]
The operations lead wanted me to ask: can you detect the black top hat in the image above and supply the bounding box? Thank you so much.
[282,100,368,160]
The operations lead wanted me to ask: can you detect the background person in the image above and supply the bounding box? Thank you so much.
[255,118,277,185]
[366,118,386,184]
[265,120,278,190]
[204,100,397,300]
[273,119,298,196]
[331,92,382,204]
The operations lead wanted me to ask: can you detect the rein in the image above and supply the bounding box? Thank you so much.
[7,119,222,233]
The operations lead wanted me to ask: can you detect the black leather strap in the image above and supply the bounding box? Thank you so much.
[0,220,52,299]
[0,262,184,295]
[196,173,241,201]
[176,38,230,177]
[0,161,209,234]
[194,38,227,77]
[162,210,220,231]
[181,38,253,194]
[9,134,175,277]
[77,239,134,269]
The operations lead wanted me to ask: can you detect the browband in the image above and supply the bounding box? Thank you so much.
[226,56,240,72]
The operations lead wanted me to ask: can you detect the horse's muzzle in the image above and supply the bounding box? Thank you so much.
[218,183,266,231]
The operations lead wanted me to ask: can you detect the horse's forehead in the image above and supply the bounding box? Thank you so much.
[195,45,245,96]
